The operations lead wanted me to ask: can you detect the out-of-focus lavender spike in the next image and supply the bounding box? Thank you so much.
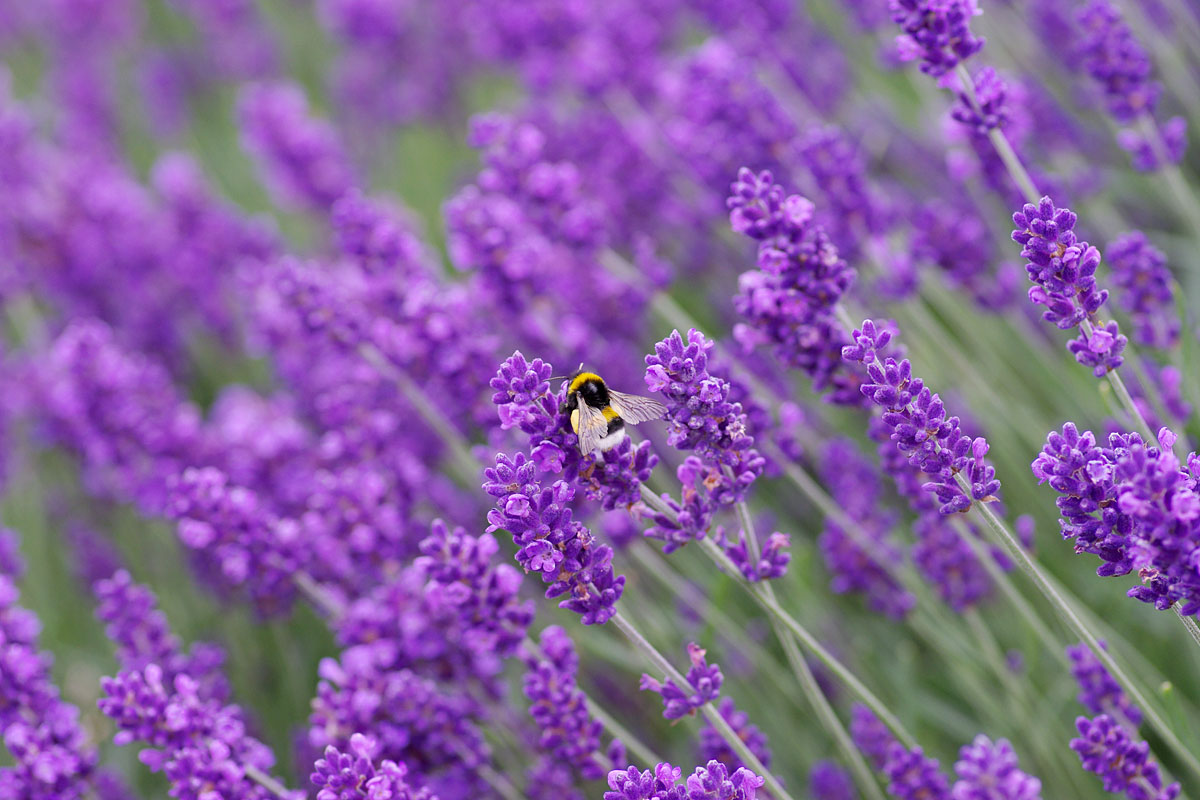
[951,736,1042,800]
[797,125,887,260]
[1076,1,1160,124]
[888,0,984,79]
[36,320,205,514]
[639,642,723,720]
[1067,641,1143,727]
[1106,232,1179,350]
[237,82,356,212]
[882,743,952,800]
[93,569,231,702]
[699,698,772,772]
[484,451,625,625]
[604,760,766,800]
[912,516,993,611]
[520,626,611,780]
[169,0,277,80]
[851,704,896,770]
[1011,197,1128,377]
[1071,715,1179,799]
[810,760,854,800]
[726,168,860,404]
[307,650,488,797]
[656,40,796,195]
[818,438,915,619]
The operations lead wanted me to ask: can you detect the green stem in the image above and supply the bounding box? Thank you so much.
[609,610,794,800]
[244,765,296,800]
[694,535,917,750]
[729,484,886,800]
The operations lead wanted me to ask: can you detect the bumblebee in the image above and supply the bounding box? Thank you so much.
[559,369,667,455]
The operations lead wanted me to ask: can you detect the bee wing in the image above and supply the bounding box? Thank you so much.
[574,395,609,455]
[608,390,668,425]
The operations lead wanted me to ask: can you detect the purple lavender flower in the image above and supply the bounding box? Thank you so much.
[641,456,717,554]
[720,529,792,582]
[640,642,723,720]
[1011,197,1126,376]
[1070,715,1179,800]
[851,704,895,770]
[484,451,625,624]
[308,650,486,796]
[1067,641,1143,726]
[310,733,429,800]
[797,125,885,258]
[644,328,765,504]
[1116,117,1187,171]
[0,530,97,799]
[521,626,609,779]
[818,438,915,618]
[605,760,765,800]
[1032,423,1135,577]
[237,82,355,211]
[912,516,993,611]
[889,0,985,78]
[844,319,1001,513]
[810,761,853,800]
[884,743,952,800]
[727,169,860,404]
[951,736,1042,800]
[1075,1,1160,123]
[699,698,771,772]
[94,569,230,702]
[951,67,1009,134]
[1107,232,1178,349]
[98,664,300,800]
[37,320,205,514]
[166,467,304,616]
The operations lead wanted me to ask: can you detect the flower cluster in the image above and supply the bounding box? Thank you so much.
[639,642,724,720]
[1070,716,1178,800]
[889,0,985,78]
[0,529,97,799]
[1034,425,1200,615]
[605,760,765,800]
[644,328,765,501]
[520,626,617,779]
[1106,231,1179,350]
[952,736,1042,800]
[818,438,915,618]
[485,451,625,625]
[727,169,859,404]
[1066,641,1142,726]
[98,664,298,800]
[1012,197,1127,376]
[844,320,1000,514]
[310,733,430,800]
[1075,1,1160,123]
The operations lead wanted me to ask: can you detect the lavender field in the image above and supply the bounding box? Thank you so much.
[2,1,1200,799]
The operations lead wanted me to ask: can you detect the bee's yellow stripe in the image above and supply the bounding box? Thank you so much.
[602,406,619,421]
[568,372,604,394]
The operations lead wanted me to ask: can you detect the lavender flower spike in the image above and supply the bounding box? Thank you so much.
[1011,196,1127,376]
[843,320,1001,513]
[1071,715,1179,800]
[484,451,625,624]
[951,736,1042,800]
[1107,232,1178,350]
[310,733,425,800]
[889,0,985,78]
[639,642,723,720]
[605,760,765,800]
